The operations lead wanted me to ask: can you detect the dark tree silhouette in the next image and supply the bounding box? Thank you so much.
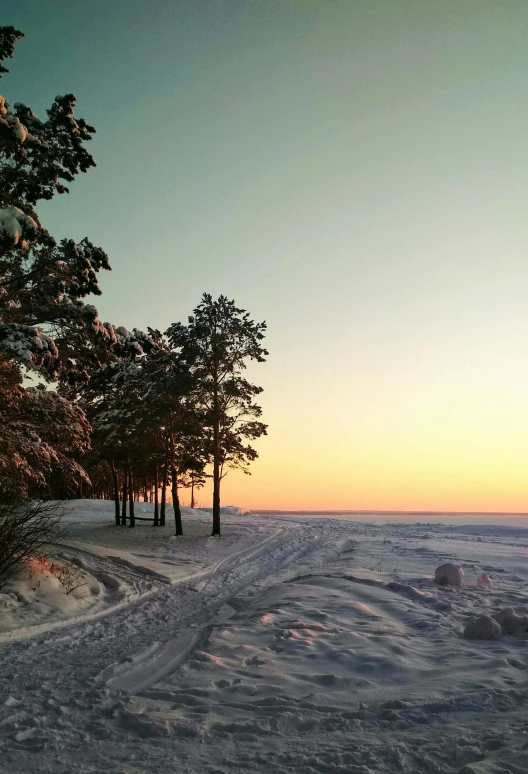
[167,295,267,536]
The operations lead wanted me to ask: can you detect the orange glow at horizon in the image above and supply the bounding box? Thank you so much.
[209,447,528,514]
[193,352,528,514]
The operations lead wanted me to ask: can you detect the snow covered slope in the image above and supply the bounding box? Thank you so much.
[0,500,260,642]
[1,503,528,772]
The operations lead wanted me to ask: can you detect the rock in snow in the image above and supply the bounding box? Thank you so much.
[477,572,493,588]
[434,562,464,587]
[492,607,528,636]
[464,615,502,640]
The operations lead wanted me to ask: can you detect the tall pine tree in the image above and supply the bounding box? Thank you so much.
[167,295,267,536]
[0,27,151,499]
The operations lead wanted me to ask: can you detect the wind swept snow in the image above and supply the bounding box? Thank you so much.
[1,501,528,772]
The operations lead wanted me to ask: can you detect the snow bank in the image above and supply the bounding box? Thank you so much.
[61,499,208,522]
[0,500,261,640]
[0,557,102,634]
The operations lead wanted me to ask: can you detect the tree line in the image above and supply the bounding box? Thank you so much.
[0,26,267,539]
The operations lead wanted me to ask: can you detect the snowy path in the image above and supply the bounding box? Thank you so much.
[1,511,343,772]
[2,508,528,773]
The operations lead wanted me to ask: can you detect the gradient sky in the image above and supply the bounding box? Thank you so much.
[5,1,528,511]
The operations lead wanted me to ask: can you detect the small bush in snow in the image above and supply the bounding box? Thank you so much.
[26,554,86,597]
[0,500,65,588]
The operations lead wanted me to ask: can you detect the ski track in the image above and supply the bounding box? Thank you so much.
[0,514,340,772]
[1,513,528,773]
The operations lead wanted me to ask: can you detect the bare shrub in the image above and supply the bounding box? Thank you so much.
[54,558,87,597]
[0,500,66,589]
[25,553,87,597]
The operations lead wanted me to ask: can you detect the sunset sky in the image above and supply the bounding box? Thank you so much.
[6,0,528,512]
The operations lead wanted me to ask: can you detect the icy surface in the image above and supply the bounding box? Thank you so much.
[1,500,528,772]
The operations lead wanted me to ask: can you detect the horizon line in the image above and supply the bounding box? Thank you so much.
[248,509,528,517]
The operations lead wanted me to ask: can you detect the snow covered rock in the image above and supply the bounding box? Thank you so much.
[492,607,528,636]
[434,562,464,587]
[223,505,252,516]
[197,506,252,516]
[477,573,493,589]
[464,615,502,641]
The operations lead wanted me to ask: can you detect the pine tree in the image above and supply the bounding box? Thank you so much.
[179,454,208,509]
[0,27,151,499]
[0,368,91,500]
[79,333,198,533]
[167,294,268,536]
[79,359,144,524]
[135,332,197,535]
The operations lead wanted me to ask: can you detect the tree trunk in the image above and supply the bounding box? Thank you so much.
[160,458,167,527]
[171,467,183,536]
[153,463,159,526]
[169,414,183,536]
[111,461,120,526]
[212,403,221,536]
[212,460,221,536]
[190,473,195,510]
[121,469,128,526]
[128,466,135,528]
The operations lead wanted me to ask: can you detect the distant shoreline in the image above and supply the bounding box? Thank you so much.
[253,509,528,517]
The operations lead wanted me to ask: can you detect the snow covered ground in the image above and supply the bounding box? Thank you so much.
[1,501,528,773]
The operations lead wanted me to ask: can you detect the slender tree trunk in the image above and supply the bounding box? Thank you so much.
[212,392,221,535]
[190,473,195,510]
[169,413,183,536]
[111,461,120,526]
[128,466,135,528]
[121,469,128,526]
[160,458,167,527]
[171,468,183,536]
[212,459,221,535]
[153,463,159,526]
